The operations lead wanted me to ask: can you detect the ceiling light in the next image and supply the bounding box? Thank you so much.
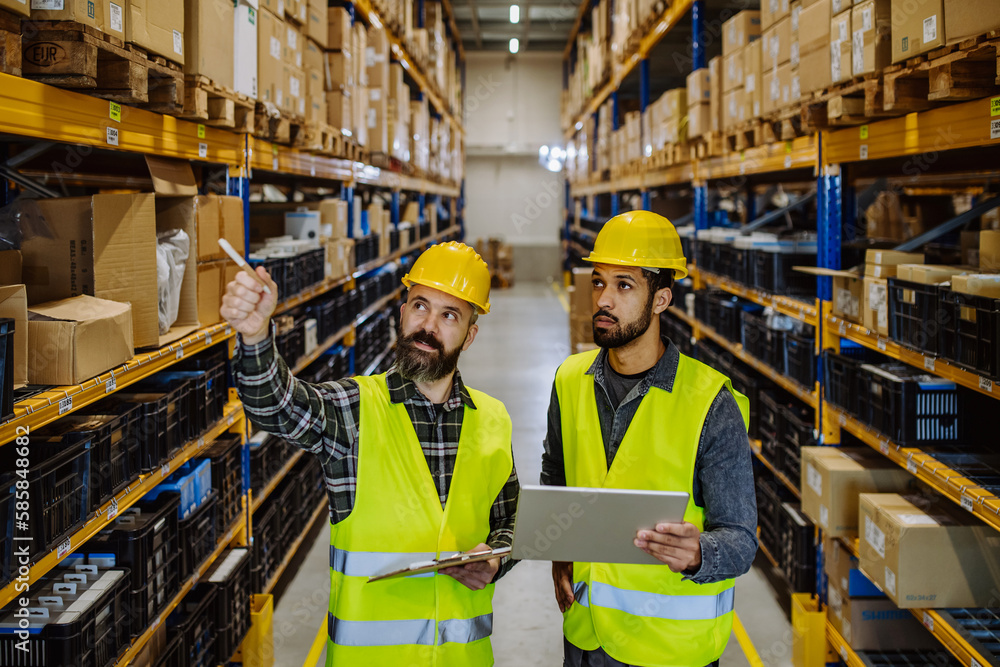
[509,37,519,53]
[509,4,520,23]
[539,145,549,157]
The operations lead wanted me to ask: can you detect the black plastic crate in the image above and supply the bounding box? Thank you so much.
[888,278,949,357]
[779,403,816,485]
[154,371,212,436]
[132,375,198,443]
[203,548,252,662]
[758,391,784,464]
[858,649,963,667]
[154,632,186,667]
[784,327,816,389]
[168,583,217,667]
[751,248,817,296]
[0,566,131,667]
[822,344,889,418]
[174,354,229,427]
[777,502,815,594]
[1,438,91,561]
[0,318,13,423]
[728,359,774,440]
[939,288,1000,381]
[861,363,961,446]
[178,492,218,582]
[0,475,11,587]
[935,608,1000,663]
[83,494,181,633]
[296,456,325,516]
[111,387,187,468]
[250,501,279,594]
[741,310,785,371]
[200,435,243,538]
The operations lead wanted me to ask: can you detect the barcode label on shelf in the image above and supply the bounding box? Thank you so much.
[922,612,933,631]
[839,321,847,335]
[206,333,213,345]
[880,440,890,455]
[980,376,994,392]
[860,144,868,160]
[198,436,205,448]
[877,338,887,351]
[907,458,918,474]
[840,646,848,662]
[860,125,869,140]
[962,495,975,512]
[107,127,119,146]
[176,348,184,360]
[161,464,171,477]
[198,124,206,139]
[58,397,72,414]
[107,497,118,522]
[57,538,72,558]
[784,155,792,169]
[972,659,982,667]
[105,377,116,393]
[924,357,935,372]
[992,119,1000,140]
[839,413,847,426]
[228,416,235,425]
[109,102,121,122]
[199,143,208,159]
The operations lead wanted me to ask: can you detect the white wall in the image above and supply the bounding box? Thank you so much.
[463,52,565,260]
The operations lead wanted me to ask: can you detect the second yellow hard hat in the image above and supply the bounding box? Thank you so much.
[584,210,689,280]
[401,241,492,314]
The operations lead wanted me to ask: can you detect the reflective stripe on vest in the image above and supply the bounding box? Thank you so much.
[330,546,437,579]
[328,613,494,647]
[571,582,734,620]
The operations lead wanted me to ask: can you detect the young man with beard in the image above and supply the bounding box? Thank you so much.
[222,241,518,666]
[541,211,757,667]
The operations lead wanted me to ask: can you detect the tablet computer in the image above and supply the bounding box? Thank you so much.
[511,485,689,565]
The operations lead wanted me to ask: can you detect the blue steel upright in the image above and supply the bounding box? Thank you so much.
[692,0,706,70]
[391,191,400,226]
[693,185,709,231]
[343,185,355,237]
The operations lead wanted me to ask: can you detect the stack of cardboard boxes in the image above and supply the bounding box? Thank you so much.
[722,10,760,131]
[687,69,712,139]
[568,267,595,354]
[761,2,797,115]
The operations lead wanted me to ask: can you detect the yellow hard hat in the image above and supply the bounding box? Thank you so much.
[584,210,689,280]
[402,241,492,314]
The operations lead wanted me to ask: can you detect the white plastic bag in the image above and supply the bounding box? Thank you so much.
[157,228,190,335]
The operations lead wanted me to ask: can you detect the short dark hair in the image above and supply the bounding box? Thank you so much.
[641,269,675,294]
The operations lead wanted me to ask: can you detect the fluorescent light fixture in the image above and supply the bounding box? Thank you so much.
[539,145,549,157]
[575,121,583,130]
[546,159,562,172]
[509,37,519,54]
[567,145,577,159]
[510,4,520,23]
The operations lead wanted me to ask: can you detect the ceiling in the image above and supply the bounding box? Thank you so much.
[450,0,578,52]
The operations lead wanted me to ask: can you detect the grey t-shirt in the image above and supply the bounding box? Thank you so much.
[602,355,651,410]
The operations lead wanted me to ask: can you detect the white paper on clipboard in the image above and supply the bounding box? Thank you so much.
[367,547,512,583]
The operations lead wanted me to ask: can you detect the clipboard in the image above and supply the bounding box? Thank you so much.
[366,547,512,583]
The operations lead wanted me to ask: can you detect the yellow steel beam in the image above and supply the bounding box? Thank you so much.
[0,323,234,446]
[822,97,1000,166]
[113,509,247,667]
[566,0,695,133]
[698,134,820,181]
[692,268,820,326]
[439,0,466,60]
[0,73,243,166]
[292,324,355,376]
[826,620,867,667]
[826,314,997,399]
[251,137,355,181]
[562,0,592,60]
[912,609,995,667]
[0,402,245,609]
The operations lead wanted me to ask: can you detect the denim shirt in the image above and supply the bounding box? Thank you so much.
[540,339,759,584]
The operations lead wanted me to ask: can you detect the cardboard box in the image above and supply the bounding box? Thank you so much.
[27,295,134,386]
[0,250,20,285]
[23,193,159,348]
[952,274,1000,298]
[723,10,761,57]
[353,21,367,86]
[851,0,892,76]
[791,1,801,33]
[763,61,794,114]
[326,237,355,280]
[353,85,368,146]
[799,40,832,94]
[800,0,831,53]
[709,56,723,133]
[189,195,223,262]
[800,447,915,537]
[234,1,258,99]
[196,261,223,327]
[326,51,353,90]
[862,276,889,335]
[285,63,306,117]
[284,21,303,68]
[859,493,1000,608]
[866,249,924,266]
[724,87,746,130]
[307,0,327,48]
[366,25,389,88]
[724,49,745,93]
[827,585,939,651]
[0,0,29,18]
[796,267,864,323]
[762,0,791,30]
[328,6,351,50]
[944,0,1000,44]
[30,0,103,30]
[895,264,965,284]
[303,36,323,77]
[687,68,711,105]
[831,10,852,83]
[184,0,233,87]
[824,535,884,598]
[764,16,793,69]
[257,8,285,108]
[319,199,348,238]
[126,0,185,65]
[864,263,900,279]
[306,65,323,101]
[745,39,763,118]
[891,0,944,62]
[0,285,27,387]
[688,103,712,138]
[327,89,351,134]
[220,196,245,255]
[981,229,1000,271]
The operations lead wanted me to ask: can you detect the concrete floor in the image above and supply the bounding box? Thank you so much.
[272,282,794,667]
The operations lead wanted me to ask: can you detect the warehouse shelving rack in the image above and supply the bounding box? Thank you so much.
[562,3,1000,667]
[0,0,467,661]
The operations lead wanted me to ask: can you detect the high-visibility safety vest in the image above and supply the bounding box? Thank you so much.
[556,349,750,667]
[326,374,514,667]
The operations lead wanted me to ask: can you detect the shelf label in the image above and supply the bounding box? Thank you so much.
[107,127,119,146]
[839,320,847,336]
[840,646,849,663]
[784,155,792,169]
[839,413,848,426]
[58,397,73,414]
[961,495,975,512]
[923,357,935,372]
[860,125,869,140]
[992,119,1000,141]
[175,348,184,360]
[227,416,235,426]
[922,611,933,632]
[199,143,208,159]
[879,440,890,455]
[877,338,887,351]
[906,458,918,474]
[197,124,206,139]
[972,659,982,667]
[107,497,119,522]
[980,376,994,393]
[57,538,72,559]
[109,102,122,123]
[161,464,171,477]
[206,333,213,345]
[105,376,116,393]
[860,144,869,160]
[992,97,1000,116]
[198,436,205,448]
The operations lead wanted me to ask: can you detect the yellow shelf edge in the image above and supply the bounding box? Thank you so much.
[263,499,328,596]
[912,609,995,667]
[693,268,819,326]
[0,401,245,608]
[757,534,779,569]
[826,619,867,667]
[112,509,248,667]
[291,325,355,376]
[1,323,234,446]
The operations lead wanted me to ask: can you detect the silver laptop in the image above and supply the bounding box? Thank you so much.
[511,485,690,565]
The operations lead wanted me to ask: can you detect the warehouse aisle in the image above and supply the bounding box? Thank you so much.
[275,282,793,667]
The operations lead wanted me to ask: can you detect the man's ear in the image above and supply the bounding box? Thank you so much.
[462,323,479,351]
[652,288,672,315]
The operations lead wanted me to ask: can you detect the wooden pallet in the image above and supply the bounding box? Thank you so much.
[21,21,184,111]
[253,104,305,146]
[691,132,726,159]
[647,142,690,169]
[881,33,1000,114]
[0,9,20,77]
[179,75,254,131]
[295,121,337,153]
[800,74,891,128]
